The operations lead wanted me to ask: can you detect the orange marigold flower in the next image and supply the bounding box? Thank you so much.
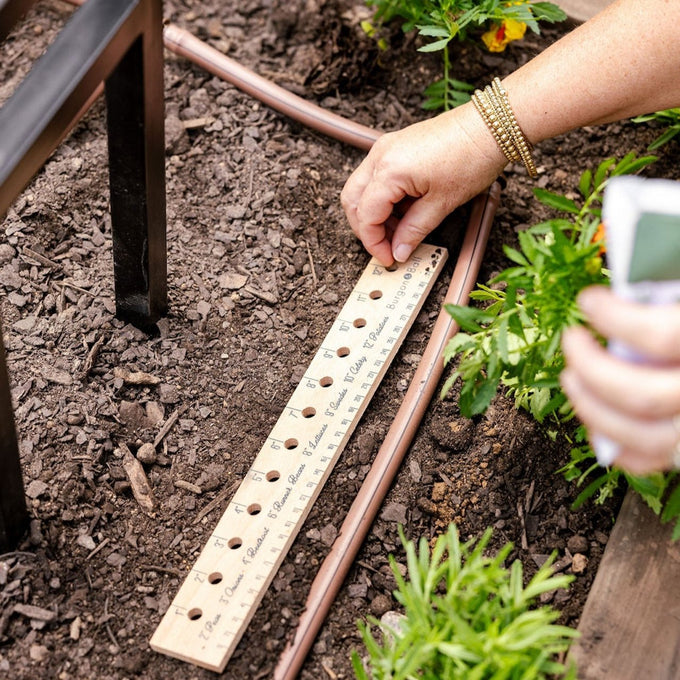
[481,19,527,52]
[591,222,607,255]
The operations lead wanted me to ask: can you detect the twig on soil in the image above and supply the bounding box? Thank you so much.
[119,443,156,513]
[245,163,255,208]
[517,500,529,550]
[139,564,185,578]
[0,551,36,561]
[103,596,120,651]
[305,240,318,287]
[13,603,57,623]
[321,662,338,679]
[86,537,110,561]
[113,366,161,386]
[56,282,66,313]
[59,280,97,297]
[281,276,309,303]
[182,116,215,129]
[21,246,60,269]
[192,480,239,525]
[0,608,13,638]
[139,564,186,578]
[356,559,380,574]
[174,479,202,495]
[80,334,106,380]
[524,480,536,515]
[153,409,181,448]
[437,470,455,488]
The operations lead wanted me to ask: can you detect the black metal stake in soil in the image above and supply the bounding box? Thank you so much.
[106,12,167,329]
[0,321,29,551]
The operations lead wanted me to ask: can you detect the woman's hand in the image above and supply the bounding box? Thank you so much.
[561,286,680,474]
[340,103,506,266]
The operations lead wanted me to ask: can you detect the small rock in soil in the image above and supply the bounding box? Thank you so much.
[136,442,157,465]
[369,594,392,617]
[571,553,589,574]
[25,480,48,499]
[380,502,407,525]
[320,523,338,547]
[567,534,590,554]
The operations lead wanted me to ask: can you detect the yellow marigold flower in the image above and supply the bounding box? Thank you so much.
[481,19,527,52]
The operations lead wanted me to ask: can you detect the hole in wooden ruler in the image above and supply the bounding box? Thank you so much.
[302,407,316,418]
[188,608,203,621]
[208,572,223,584]
[386,263,398,272]
[353,318,366,328]
[319,376,333,387]
[247,503,261,515]
[336,346,350,357]
[266,470,280,482]
[228,538,242,549]
[369,290,383,300]
[284,438,298,450]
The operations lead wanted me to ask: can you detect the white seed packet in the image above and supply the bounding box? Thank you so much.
[594,176,680,466]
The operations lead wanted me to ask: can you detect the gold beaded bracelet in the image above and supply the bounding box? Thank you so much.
[472,77,537,179]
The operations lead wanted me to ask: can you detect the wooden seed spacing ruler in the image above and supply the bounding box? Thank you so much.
[150,243,448,672]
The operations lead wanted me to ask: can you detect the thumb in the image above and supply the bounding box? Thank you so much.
[390,199,448,262]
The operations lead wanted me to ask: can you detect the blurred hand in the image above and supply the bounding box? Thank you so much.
[341,103,506,266]
[561,286,680,474]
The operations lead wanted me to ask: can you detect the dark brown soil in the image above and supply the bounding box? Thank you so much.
[1,1,677,679]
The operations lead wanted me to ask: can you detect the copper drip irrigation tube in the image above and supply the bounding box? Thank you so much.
[59,1,500,674]
[162,24,381,151]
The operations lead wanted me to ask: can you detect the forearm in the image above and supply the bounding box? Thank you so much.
[504,0,680,143]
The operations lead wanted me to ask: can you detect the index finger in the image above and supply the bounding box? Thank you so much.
[341,164,409,266]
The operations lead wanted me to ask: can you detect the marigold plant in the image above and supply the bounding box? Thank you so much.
[441,152,680,541]
[364,0,566,110]
[351,525,577,679]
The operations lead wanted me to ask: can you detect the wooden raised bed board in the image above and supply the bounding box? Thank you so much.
[572,489,680,678]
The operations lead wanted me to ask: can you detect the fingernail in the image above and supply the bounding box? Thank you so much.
[393,243,412,263]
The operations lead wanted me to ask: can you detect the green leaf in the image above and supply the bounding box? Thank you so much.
[448,78,475,92]
[350,650,370,680]
[661,481,680,524]
[418,37,451,52]
[468,375,501,416]
[578,168,592,198]
[614,154,657,176]
[626,473,665,514]
[422,96,445,110]
[530,2,568,22]
[572,473,610,509]
[497,315,510,364]
[648,125,680,150]
[416,25,450,38]
[503,245,529,266]
[444,303,495,332]
[532,188,580,214]
[593,157,617,189]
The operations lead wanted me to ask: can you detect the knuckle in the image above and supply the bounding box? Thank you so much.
[631,392,663,418]
[646,329,680,359]
[339,185,351,209]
